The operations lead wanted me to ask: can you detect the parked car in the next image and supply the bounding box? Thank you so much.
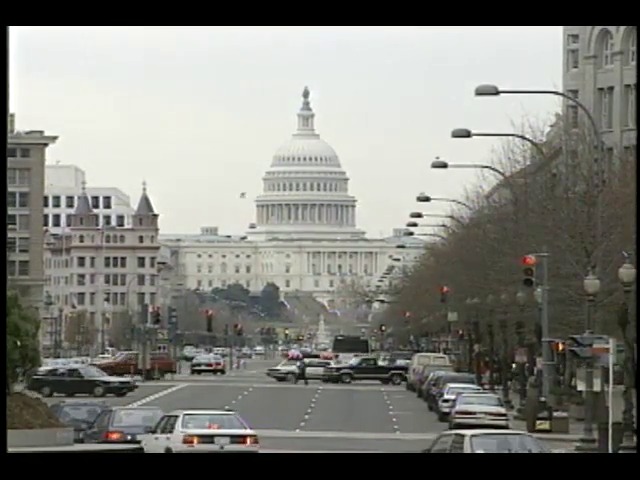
[49,400,108,443]
[83,406,164,444]
[426,372,477,410]
[27,365,137,398]
[422,429,550,453]
[449,393,510,430]
[436,383,484,421]
[406,353,452,392]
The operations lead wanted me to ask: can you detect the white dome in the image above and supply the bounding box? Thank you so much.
[271,135,341,168]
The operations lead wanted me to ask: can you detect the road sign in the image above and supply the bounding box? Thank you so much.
[515,347,528,364]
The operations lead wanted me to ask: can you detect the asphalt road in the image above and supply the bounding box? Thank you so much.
[40,359,578,452]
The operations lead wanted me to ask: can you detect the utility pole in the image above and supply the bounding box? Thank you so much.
[538,252,552,402]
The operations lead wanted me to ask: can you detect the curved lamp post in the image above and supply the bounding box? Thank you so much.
[617,260,637,453]
[576,271,601,452]
[405,221,452,231]
[474,83,605,276]
[409,211,465,226]
[451,128,545,162]
[416,193,473,211]
[431,158,508,180]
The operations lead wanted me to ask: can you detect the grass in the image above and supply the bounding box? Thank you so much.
[7,392,65,430]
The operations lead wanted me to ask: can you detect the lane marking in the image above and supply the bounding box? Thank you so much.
[381,388,400,433]
[297,386,322,430]
[126,384,188,407]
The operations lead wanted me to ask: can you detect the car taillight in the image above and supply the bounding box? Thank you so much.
[207,364,214,368]
[244,435,259,445]
[104,431,125,441]
[183,435,199,445]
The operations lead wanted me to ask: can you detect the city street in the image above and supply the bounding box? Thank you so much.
[42,359,577,452]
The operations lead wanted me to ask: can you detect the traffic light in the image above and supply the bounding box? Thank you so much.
[284,328,290,340]
[150,306,161,325]
[205,309,214,333]
[440,285,450,303]
[379,324,387,333]
[521,255,537,288]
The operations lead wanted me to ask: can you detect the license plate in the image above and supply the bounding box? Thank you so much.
[214,436,230,445]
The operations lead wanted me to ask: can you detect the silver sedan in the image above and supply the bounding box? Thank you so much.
[449,393,510,430]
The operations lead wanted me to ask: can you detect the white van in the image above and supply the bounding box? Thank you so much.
[406,353,452,392]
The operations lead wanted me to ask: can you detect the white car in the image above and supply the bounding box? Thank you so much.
[252,346,265,356]
[449,393,510,430]
[141,409,259,453]
[190,354,226,375]
[423,429,550,453]
[437,383,484,421]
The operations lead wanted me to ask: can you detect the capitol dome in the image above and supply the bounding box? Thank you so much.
[250,87,364,240]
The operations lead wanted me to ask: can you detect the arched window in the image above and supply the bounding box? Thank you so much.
[599,29,615,68]
[624,27,637,65]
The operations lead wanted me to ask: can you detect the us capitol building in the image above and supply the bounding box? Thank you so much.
[159,88,425,308]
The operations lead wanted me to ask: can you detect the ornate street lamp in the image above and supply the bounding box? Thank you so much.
[617,260,637,453]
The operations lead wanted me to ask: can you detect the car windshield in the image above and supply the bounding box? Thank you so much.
[458,394,503,407]
[181,413,247,430]
[57,404,104,425]
[470,433,549,453]
[79,366,108,378]
[112,408,164,427]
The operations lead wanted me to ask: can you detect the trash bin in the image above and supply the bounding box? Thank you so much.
[597,422,624,453]
[551,411,570,434]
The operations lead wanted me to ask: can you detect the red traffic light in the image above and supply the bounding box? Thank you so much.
[521,255,537,266]
[440,286,450,294]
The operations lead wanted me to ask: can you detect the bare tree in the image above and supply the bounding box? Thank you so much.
[64,310,96,354]
[109,311,133,350]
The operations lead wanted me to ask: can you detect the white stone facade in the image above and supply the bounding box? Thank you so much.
[44,164,135,234]
[562,26,637,157]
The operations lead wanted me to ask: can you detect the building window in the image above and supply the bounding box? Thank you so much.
[43,195,49,207]
[79,235,85,244]
[116,215,125,227]
[566,89,579,129]
[245,280,251,289]
[120,257,127,268]
[18,260,30,276]
[285,265,291,274]
[43,214,49,227]
[18,214,30,231]
[17,237,29,253]
[566,34,580,71]
[102,196,112,209]
[623,84,636,128]
[77,274,86,286]
[138,235,144,244]
[65,196,75,208]
[245,265,251,274]
[285,280,291,288]
[234,265,240,274]
[150,257,156,268]
[137,274,145,286]
[19,148,31,158]
[7,214,16,228]
[119,234,125,243]
[78,257,86,268]
[628,30,637,65]
[8,168,30,186]
[52,196,61,208]
[598,87,614,130]
[103,215,112,227]
[137,257,146,268]
[329,280,334,288]
[601,29,615,68]
[7,147,17,157]
[104,257,112,268]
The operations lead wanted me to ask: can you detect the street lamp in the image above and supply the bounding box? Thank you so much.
[416,193,473,211]
[576,271,601,452]
[409,211,465,226]
[451,128,546,162]
[498,293,513,408]
[486,294,496,390]
[515,290,528,411]
[405,221,451,231]
[617,259,637,453]
[431,158,508,180]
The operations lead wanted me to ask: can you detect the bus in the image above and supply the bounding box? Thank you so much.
[331,335,370,363]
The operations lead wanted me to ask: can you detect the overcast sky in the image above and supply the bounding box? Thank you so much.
[10,26,562,237]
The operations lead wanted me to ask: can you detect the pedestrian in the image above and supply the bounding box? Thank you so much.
[296,358,308,385]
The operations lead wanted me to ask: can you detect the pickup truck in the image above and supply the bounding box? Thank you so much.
[92,351,177,379]
[322,356,408,385]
